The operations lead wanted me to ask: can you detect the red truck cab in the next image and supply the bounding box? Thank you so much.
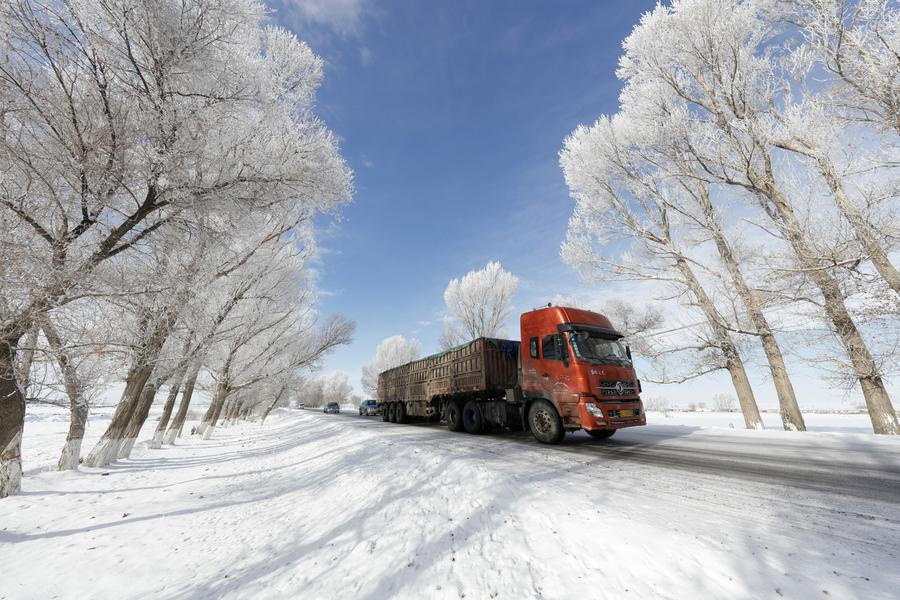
[519,306,645,442]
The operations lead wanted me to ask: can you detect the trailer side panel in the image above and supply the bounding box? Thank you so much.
[377,338,520,417]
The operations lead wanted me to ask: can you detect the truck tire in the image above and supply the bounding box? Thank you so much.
[462,400,484,434]
[587,429,616,439]
[446,400,464,432]
[528,400,564,444]
[381,406,389,422]
[396,402,407,424]
[387,403,397,423]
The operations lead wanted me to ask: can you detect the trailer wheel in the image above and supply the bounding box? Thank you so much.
[446,401,464,432]
[528,400,564,444]
[587,429,616,440]
[381,406,389,422]
[462,400,484,434]
[387,403,397,423]
[396,402,407,424]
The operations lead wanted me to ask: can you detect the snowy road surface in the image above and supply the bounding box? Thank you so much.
[4,409,900,600]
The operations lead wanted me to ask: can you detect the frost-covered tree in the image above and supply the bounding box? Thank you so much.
[572,100,808,430]
[713,393,738,412]
[781,0,900,135]
[599,299,663,351]
[619,0,896,433]
[360,335,421,396]
[323,371,353,406]
[297,377,326,408]
[562,117,765,430]
[440,261,519,349]
[194,248,354,440]
[566,0,897,434]
[0,0,351,495]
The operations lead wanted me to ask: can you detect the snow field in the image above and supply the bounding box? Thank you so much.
[3,407,899,599]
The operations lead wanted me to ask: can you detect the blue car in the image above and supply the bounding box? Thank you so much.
[358,399,378,416]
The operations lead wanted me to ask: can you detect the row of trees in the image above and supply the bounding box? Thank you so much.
[561,0,898,433]
[0,0,354,497]
[295,371,358,408]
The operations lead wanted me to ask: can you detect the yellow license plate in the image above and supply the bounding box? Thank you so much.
[619,410,633,417]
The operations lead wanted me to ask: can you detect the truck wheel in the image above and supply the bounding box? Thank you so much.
[462,400,484,434]
[528,400,564,444]
[446,401,464,432]
[381,406,389,422]
[396,402,407,424]
[587,429,616,439]
[387,403,397,423]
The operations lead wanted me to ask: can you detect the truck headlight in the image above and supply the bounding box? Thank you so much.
[585,403,603,417]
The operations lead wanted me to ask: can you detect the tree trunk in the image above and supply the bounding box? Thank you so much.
[0,332,26,497]
[120,367,179,458]
[757,165,898,434]
[165,365,199,445]
[83,307,176,466]
[261,386,288,423]
[199,352,234,438]
[39,316,90,470]
[759,332,805,431]
[82,363,154,467]
[149,334,193,448]
[200,381,229,440]
[673,257,765,430]
[58,397,89,471]
[225,397,241,425]
[15,323,39,400]
[697,187,806,431]
[117,380,160,459]
[239,402,253,420]
[151,371,185,449]
[815,153,900,296]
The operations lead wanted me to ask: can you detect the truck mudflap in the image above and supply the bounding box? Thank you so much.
[578,399,645,431]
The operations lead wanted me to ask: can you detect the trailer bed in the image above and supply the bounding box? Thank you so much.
[377,338,520,411]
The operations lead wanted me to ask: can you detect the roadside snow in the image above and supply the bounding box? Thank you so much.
[646,410,878,433]
[3,407,899,600]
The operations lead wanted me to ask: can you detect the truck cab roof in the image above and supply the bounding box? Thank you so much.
[521,305,620,336]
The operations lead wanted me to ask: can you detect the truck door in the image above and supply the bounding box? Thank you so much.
[521,331,572,407]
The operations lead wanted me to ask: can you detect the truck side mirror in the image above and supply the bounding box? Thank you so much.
[626,345,632,360]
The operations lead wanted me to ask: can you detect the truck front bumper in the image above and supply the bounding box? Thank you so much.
[579,400,645,430]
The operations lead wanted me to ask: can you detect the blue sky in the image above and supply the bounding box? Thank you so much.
[269,0,657,392]
[269,0,895,409]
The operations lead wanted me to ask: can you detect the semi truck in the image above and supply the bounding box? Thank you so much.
[376,305,645,444]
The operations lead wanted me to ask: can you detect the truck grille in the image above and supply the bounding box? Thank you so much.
[598,380,637,397]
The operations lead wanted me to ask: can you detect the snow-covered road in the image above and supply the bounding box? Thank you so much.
[4,409,899,600]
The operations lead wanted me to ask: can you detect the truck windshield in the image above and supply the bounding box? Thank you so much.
[568,330,631,366]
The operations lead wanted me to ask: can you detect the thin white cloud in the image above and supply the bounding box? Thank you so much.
[359,46,374,66]
[283,0,370,35]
